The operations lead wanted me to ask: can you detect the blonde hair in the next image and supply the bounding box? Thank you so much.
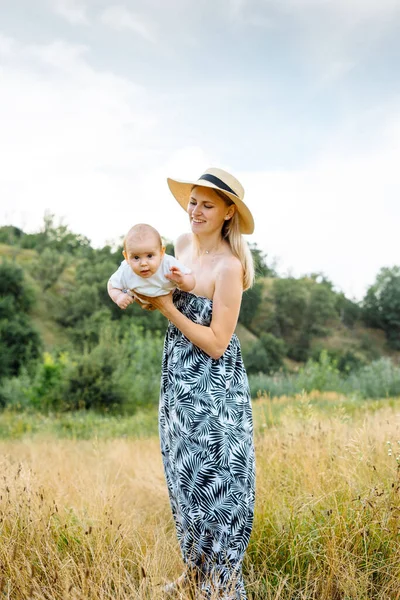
[192,187,255,291]
[221,206,255,291]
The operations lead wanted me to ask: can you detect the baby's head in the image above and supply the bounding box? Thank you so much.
[123,224,165,278]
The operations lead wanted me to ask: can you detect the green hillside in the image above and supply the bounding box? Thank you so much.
[239,272,400,374]
[1,220,399,414]
[1,239,399,368]
[0,243,69,349]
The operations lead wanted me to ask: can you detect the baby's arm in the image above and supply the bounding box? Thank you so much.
[166,267,196,292]
[107,280,135,309]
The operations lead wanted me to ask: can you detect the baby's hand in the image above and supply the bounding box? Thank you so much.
[166,267,195,292]
[116,291,134,310]
[165,266,185,286]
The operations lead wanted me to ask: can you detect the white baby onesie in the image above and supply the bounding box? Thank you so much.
[109,254,191,299]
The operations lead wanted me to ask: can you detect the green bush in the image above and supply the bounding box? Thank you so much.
[306,283,337,336]
[31,247,69,291]
[242,340,270,375]
[0,315,42,380]
[0,322,164,413]
[243,333,286,375]
[296,350,343,392]
[28,353,70,411]
[63,345,125,411]
[362,266,400,349]
[310,347,366,374]
[249,372,299,399]
[61,323,163,412]
[248,350,342,398]
[249,355,400,400]
[239,282,263,331]
[68,309,113,348]
[115,326,164,411]
[336,293,361,327]
[348,358,400,398]
[0,261,42,381]
[0,260,35,314]
[0,225,24,245]
[0,369,32,410]
[17,214,91,256]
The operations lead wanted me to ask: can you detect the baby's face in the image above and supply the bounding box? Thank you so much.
[123,235,165,278]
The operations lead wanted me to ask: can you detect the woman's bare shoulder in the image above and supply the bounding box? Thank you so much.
[217,253,243,278]
[213,255,244,303]
[175,233,192,254]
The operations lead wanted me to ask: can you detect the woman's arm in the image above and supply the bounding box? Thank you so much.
[150,258,243,360]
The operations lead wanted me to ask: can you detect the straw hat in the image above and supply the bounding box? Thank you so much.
[167,167,254,234]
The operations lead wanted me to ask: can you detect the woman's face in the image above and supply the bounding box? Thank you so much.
[187,187,235,235]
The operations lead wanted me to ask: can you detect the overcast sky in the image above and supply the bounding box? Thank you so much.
[1,0,399,299]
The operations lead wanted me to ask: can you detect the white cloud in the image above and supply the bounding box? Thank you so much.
[283,0,399,19]
[228,0,400,23]
[99,6,157,42]
[1,27,398,300]
[52,0,89,24]
[0,34,16,56]
[313,59,356,88]
[240,107,400,299]
[0,2,399,301]
[0,35,163,245]
[28,39,90,73]
[227,0,400,85]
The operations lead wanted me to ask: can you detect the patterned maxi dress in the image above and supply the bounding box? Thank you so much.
[159,290,255,599]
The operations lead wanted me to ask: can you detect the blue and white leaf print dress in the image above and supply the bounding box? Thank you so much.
[159,290,255,599]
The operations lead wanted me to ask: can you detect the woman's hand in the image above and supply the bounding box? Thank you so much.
[131,293,156,311]
[134,291,174,317]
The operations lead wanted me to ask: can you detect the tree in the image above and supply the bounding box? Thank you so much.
[0,316,42,379]
[242,340,269,375]
[305,283,337,337]
[0,261,42,378]
[269,277,338,361]
[249,243,276,278]
[271,278,308,339]
[0,225,24,245]
[259,332,286,372]
[336,293,361,328]
[31,247,69,291]
[239,282,263,330]
[362,266,400,349]
[242,332,286,375]
[20,213,91,256]
[0,261,35,314]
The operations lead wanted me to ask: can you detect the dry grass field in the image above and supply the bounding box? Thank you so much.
[1,396,400,599]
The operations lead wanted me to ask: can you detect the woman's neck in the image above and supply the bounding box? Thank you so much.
[194,233,225,255]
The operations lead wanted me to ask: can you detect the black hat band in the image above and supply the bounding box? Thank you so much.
[199,174,239,198]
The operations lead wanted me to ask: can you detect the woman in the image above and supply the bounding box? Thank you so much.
[143,168,255,599]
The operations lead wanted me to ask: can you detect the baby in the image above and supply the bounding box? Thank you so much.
[108,223,195,309]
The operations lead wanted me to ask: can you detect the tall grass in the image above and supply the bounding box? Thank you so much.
[1,397,400,598]
[0,393,397,441]
[0,408,158,440]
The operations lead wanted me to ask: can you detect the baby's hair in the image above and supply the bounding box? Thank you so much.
[124,224,162,253]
